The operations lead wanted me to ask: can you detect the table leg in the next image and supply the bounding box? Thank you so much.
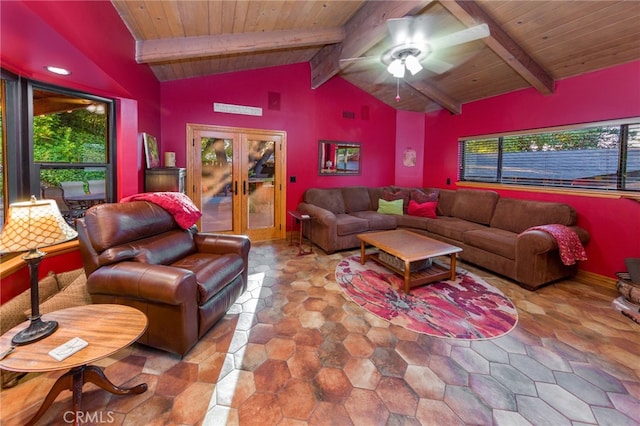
[25,365,147,426]
[360,241,366,264]
[450,253,457,281]
[404,261,411,294]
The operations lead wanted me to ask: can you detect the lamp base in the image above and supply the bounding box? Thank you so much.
[11,317,58,346]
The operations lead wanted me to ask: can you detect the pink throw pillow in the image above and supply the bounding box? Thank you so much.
[408,200,437,219]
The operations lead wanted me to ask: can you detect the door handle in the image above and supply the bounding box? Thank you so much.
[243,181,247,195]
[234,181,238,196]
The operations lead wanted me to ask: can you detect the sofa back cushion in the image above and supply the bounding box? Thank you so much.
[368,187,385,210]
[97,230,197,266]
[451,189,499,225]
[490,198,577,234]
[436,189,457,217]
[83,201,178,253]
[304,188,346,214]
[342,186,372,212]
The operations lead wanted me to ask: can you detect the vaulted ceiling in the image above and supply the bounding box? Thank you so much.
[111,0,640,114]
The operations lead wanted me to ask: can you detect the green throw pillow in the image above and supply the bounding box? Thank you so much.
[377,198,403,215]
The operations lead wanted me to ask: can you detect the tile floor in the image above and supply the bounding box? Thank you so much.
[1,239,639,425]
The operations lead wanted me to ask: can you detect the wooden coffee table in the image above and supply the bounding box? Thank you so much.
[358,229,463,293]
[0,304,148,426]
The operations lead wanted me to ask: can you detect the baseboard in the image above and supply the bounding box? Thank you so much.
[576,269,617,289]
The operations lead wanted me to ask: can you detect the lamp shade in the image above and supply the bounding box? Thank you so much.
[387,59,405,78]
[0,196,78,253]
[405,54,423,75]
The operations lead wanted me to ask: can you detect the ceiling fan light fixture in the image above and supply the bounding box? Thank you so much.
[405,54,423,75]
[387,59,405,78]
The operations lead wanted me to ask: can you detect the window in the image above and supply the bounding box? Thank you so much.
[0,72,115,231]
[459,120,640,192]
[32,85,112,207]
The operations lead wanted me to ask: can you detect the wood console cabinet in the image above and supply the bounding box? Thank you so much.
[145,168,186,193]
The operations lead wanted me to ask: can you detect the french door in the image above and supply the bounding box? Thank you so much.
[186,124,286,241]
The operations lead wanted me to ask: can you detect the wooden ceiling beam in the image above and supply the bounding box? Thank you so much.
[136,27,346,64]
[440,0,555,94]
[407,81,461,115]
[310,1,435,89]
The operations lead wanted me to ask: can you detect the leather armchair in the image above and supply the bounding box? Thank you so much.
[76,201,250,356]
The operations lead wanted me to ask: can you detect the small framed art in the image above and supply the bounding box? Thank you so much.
[143,133,160,168]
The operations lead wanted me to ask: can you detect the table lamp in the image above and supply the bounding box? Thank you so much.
[0,196,78,345]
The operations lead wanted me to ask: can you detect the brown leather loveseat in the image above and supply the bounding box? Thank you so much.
[76,201,250,356]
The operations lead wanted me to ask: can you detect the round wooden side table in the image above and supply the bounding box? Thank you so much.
[0,304,148,426]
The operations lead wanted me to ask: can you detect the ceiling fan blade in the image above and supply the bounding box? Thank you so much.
[386,17,416,45]
[339,56,379,64]
[422,58,454,74]
[429,24,489,50]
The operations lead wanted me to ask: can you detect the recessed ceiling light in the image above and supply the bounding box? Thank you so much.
[45,66,71,76]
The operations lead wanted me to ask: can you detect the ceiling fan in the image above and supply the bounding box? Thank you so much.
[340,14,490,102]
[381,15,490,79]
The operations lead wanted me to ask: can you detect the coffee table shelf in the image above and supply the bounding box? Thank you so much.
[369,252,453,289]
[358,230,462,293]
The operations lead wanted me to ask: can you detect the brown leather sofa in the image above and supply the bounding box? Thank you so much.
[76,201,250,356]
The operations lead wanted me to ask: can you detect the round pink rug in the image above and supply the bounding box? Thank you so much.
[335,255,518,339]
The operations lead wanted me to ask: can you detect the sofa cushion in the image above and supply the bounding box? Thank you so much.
[368,187,384,210]
[131,230,197,265]
[490,198,577,234]
[451,189,499,225]
[377,199,403,215]
[342,186,372,212]
[427,217,487,241]
[173,253,244,305]
[436,189,457,217]
[35,272,91,317]
[99,230,196,267]
[335,214,369,236]
[350,211,397,230]
[463,228,517,260]
[1,272,59,334]
[408,200,437,218]
[395,214,433,230]
[83,201,177,253]
[382,188,408,205]
[304,188,345,214]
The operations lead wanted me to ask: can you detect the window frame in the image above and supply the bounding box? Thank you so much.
[458,118,640,197]
[28,81,116,202]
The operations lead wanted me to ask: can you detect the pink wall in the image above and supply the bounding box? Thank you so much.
[1,1,161,197]
[425,60,640,279]
[160,63,397,211]
[1,1,160,299]
[395,111,425,187]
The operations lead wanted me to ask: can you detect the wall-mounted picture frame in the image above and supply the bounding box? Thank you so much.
[318,140,361,175]
[143,133,160,168]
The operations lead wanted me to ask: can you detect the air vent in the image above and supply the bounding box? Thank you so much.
[342,111,355,119]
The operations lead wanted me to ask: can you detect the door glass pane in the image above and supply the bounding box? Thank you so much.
[247,139,275,229]
[201,137,233,232]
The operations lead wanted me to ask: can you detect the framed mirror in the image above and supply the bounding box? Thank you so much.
[318,140,361,175]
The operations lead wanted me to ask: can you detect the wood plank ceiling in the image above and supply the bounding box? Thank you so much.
[111,0,640,114]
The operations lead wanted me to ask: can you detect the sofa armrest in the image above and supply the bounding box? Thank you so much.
[297,203,337,227]
[517,225,589,255]
[516,230,558,254]
[194,233,251,260]
[86,262,198,305]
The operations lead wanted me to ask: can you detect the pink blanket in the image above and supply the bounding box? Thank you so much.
[526,224,587,266]
[121,192,202,229]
